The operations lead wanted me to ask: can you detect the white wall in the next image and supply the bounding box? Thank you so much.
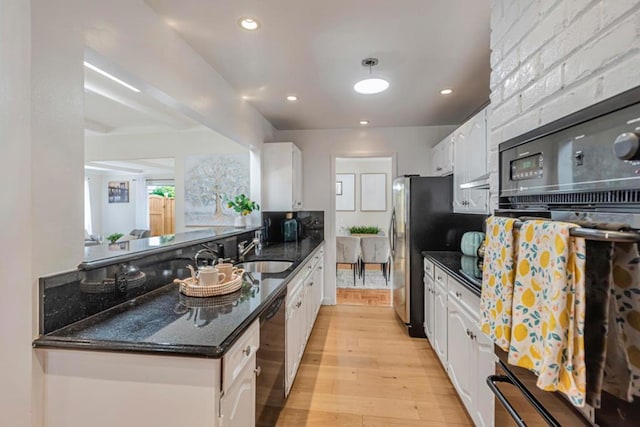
[12,1,276,425]
[0,2,34,426]
[86,127,251,233]
[335,157,393,235]
[488,0,640,210]
[274,125,455,304]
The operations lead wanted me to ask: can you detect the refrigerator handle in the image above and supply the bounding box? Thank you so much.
[389,209,396,256]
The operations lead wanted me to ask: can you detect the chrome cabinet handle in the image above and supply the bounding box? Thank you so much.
[255,366,262,377]
[436,167,443,171]
[296,300,302,308]
[456,291,462,298]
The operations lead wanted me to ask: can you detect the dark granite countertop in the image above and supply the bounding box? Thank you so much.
[421,251,482,297]
[35,238,324,358]
[81,226,261,270]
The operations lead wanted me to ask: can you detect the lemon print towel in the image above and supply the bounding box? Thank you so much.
[480,216,518,351]
[609,242,640,399]
[507,220,587,407]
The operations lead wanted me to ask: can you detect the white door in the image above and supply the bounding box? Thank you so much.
[424,275,435,341]
[220,358,256,427]
[473,321,496,427]
[465,110,488,213]
[452,124,468,212]
[447,297,474,412]
[433,284,448,366]
[292,145,303,210]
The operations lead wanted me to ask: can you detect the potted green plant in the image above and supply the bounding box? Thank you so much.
[106,233,124,244]
[348,225,381,235]
[226,194,260,228]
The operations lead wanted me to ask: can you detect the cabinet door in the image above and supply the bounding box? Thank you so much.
[447,297,474,413]
[431,142,443,176]
[285,287,303,395]
[433,284,448,366]
[220,357,256,427]
[292,144,303,210]
[452,124,468,212]
[424,275,435,341]
[465,110,488,214]
[472,320,495,427]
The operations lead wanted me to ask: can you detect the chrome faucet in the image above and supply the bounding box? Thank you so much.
[238,231,263,261]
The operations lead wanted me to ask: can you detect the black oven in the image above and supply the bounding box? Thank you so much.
[492,85,640,426]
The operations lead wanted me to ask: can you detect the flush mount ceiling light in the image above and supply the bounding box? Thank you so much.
[286,95,298,101]
[239,17,260,30]
[440,88,453,95]
[83,61,140,93]
[360,120,369,125]
[354,58,389,95]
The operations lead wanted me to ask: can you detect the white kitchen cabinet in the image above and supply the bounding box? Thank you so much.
[423,258,435,341]
[433,268,448,366]
[285,244,325,396]
[220,356,256,427]
[430,134,453,176]
[42,320,260,427]
[263,142,303,211]
[447,295,475,411]
[453,107,489,214]
[447,277,495,427]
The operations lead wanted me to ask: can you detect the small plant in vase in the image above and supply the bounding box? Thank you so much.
[226,194,260,228]
[106,233,124,244]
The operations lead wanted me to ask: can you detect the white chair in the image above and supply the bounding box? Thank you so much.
[360,236,391,285]
[336,236,361,286]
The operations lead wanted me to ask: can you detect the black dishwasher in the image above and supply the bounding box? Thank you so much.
[255,287,286,426]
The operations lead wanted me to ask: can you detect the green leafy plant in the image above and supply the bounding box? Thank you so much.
[349,225,381,235]
[226,194,260,216]
[149,186,175,198]
[106,233,124,244]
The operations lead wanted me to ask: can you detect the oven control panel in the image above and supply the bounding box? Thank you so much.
[510,153,543,181]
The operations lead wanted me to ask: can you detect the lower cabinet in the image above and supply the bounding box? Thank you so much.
[433,280,448,366]
[424,258,495,427]
[220,356,256,427]
[285,244,324,396]
[41,320,260,427]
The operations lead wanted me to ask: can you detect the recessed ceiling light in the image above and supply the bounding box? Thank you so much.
[286,95,298,101]
[239,18,260,31]
[440,88,453,95]
[360,120,369,125]
[83,61,140,93]
[354,58,389,95]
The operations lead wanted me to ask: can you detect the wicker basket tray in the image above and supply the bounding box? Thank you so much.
[175,271,244,298]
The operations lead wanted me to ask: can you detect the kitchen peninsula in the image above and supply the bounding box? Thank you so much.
[34,225,325,427]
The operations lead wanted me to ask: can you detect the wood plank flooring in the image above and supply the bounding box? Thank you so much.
[336,289,391,306]
[277,305,473,427]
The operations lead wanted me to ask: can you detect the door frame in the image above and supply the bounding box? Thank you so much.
[328,152,397,304]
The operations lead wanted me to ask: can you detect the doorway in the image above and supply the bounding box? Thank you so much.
[147,180,175,236]
[334,156,393,307]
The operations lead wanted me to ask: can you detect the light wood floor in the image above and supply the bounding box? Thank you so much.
[336,263,391,307]
[277,305,474,427]
[336,289,391,306]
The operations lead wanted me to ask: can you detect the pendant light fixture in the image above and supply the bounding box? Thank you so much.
[354,58,389,95]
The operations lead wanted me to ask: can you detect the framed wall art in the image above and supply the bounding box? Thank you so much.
[336,173,355,211]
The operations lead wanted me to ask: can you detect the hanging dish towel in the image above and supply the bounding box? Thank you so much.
[583,241,614,408]
[480,216,518,351]
[607,242,640,400]
[508,220,587,407]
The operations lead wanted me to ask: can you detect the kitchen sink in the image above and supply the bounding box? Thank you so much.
[235,260,294,273]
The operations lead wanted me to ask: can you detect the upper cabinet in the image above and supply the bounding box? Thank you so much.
[453,107,489,214]
[430,135,454,176]
[262,142,303,211]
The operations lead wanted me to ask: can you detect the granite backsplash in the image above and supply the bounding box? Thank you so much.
[262,211,324,243]
[39,230,257,335]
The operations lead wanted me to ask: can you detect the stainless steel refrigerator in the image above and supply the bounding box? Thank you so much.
[390,175,484,337]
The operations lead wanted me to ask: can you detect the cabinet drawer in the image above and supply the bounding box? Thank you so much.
[424,258,435,279]
[434,266,447,290]
[223,320,259,394]
[448,277,480,320]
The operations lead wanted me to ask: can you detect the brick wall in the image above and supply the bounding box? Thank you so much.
[488,0,640,210]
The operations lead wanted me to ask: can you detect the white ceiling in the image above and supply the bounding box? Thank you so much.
[85,159,175,176]
[145,0,491,130]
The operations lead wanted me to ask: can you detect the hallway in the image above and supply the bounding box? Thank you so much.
[277,305,473,426]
